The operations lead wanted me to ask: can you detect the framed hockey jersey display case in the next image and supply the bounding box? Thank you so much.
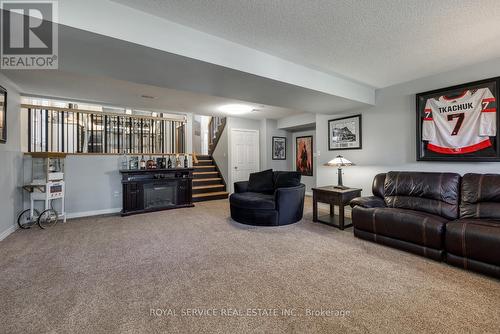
[416,77,500,161]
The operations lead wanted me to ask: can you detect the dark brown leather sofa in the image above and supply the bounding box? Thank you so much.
[446,174,500,278]
[350,171,500,278]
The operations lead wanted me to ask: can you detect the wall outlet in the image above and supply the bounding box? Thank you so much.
[113,191,121,197]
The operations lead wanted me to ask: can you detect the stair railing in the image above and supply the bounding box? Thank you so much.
[208,117,226,155]
[192,152,199,165]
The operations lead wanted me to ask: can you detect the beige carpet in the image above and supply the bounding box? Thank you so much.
[0,198,499,334]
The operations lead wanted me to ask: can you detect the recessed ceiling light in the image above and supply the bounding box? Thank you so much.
[218,104,254,115]
[141,94,156,99]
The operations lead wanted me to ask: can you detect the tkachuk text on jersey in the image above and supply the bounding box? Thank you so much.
[437,102,473,114]
[422,88,497,154]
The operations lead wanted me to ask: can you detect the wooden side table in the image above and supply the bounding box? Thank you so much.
[312,186,362,230]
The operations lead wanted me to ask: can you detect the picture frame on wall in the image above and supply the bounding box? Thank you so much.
[296,136,313,176]
[328,114,362,150]
[272,136,286,160]
[0,85,6,144]
[416,77,500,161]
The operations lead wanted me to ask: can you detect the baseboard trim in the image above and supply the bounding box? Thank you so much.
[0,224,17,242]
[67,208,122,219]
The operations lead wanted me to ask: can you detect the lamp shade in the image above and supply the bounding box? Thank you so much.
[324,155,353,167]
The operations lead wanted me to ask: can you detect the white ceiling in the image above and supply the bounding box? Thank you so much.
[5,70,302,120]
[112,0,500,88]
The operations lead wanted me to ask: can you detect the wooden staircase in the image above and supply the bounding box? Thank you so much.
[192,155,229,202]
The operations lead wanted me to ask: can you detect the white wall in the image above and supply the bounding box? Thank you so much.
[0,74,23,240]
[315,57,500,196]
[192,115,201,154]
[292,130,316,193]
[64,155,123,218]
[277,113,316,130]
[260,119,292,171]
[229,117,261,132]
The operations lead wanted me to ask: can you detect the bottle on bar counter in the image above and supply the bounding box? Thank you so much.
[140,155,146,170]
[184,154,188,168]
[129,156,139,170]
[120,150,128,170]
[167,155,172,169]
[146,156,156,169]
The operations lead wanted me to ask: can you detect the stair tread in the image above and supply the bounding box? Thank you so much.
[192,177,222,182]
[194,165,216,169]
[193,171,219,175]
[193,191,229,198]
[193,184,224,190]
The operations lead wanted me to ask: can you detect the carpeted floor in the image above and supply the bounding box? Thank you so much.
[0,198,499,334]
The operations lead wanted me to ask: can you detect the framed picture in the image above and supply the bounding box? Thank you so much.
[0,85,6,143]
[416,77,500,161]
[296,136,313,176]
[328,114,362,150]
[272,136,286,160]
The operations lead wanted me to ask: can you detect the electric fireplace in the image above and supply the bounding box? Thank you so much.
[120,168,193,216]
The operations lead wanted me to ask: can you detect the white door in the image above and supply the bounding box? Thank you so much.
[231,129,259,192]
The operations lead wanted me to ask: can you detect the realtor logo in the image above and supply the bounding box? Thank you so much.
[1,0,58,69]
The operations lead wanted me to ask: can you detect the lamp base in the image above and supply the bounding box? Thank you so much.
[335,168,348,190]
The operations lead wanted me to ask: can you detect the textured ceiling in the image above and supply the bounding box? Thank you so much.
[112,0,500,88]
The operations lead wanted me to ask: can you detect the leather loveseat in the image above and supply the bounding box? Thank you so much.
[350,171,500,278]
[229,170,305,226]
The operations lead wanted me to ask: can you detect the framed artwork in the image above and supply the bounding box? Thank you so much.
[296,136,313,176]
[416,77,500,161]
[0,85,6,143]
[328,114,362,150]
[272,136,286,160]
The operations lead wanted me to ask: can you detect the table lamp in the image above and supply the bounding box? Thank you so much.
[324,155,353,190]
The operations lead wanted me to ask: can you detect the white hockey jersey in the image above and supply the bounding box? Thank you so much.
[422,88,497,154]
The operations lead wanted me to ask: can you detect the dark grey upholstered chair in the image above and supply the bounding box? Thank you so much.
[229,170,305,226]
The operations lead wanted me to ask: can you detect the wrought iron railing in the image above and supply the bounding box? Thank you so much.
[25,105,186,154]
